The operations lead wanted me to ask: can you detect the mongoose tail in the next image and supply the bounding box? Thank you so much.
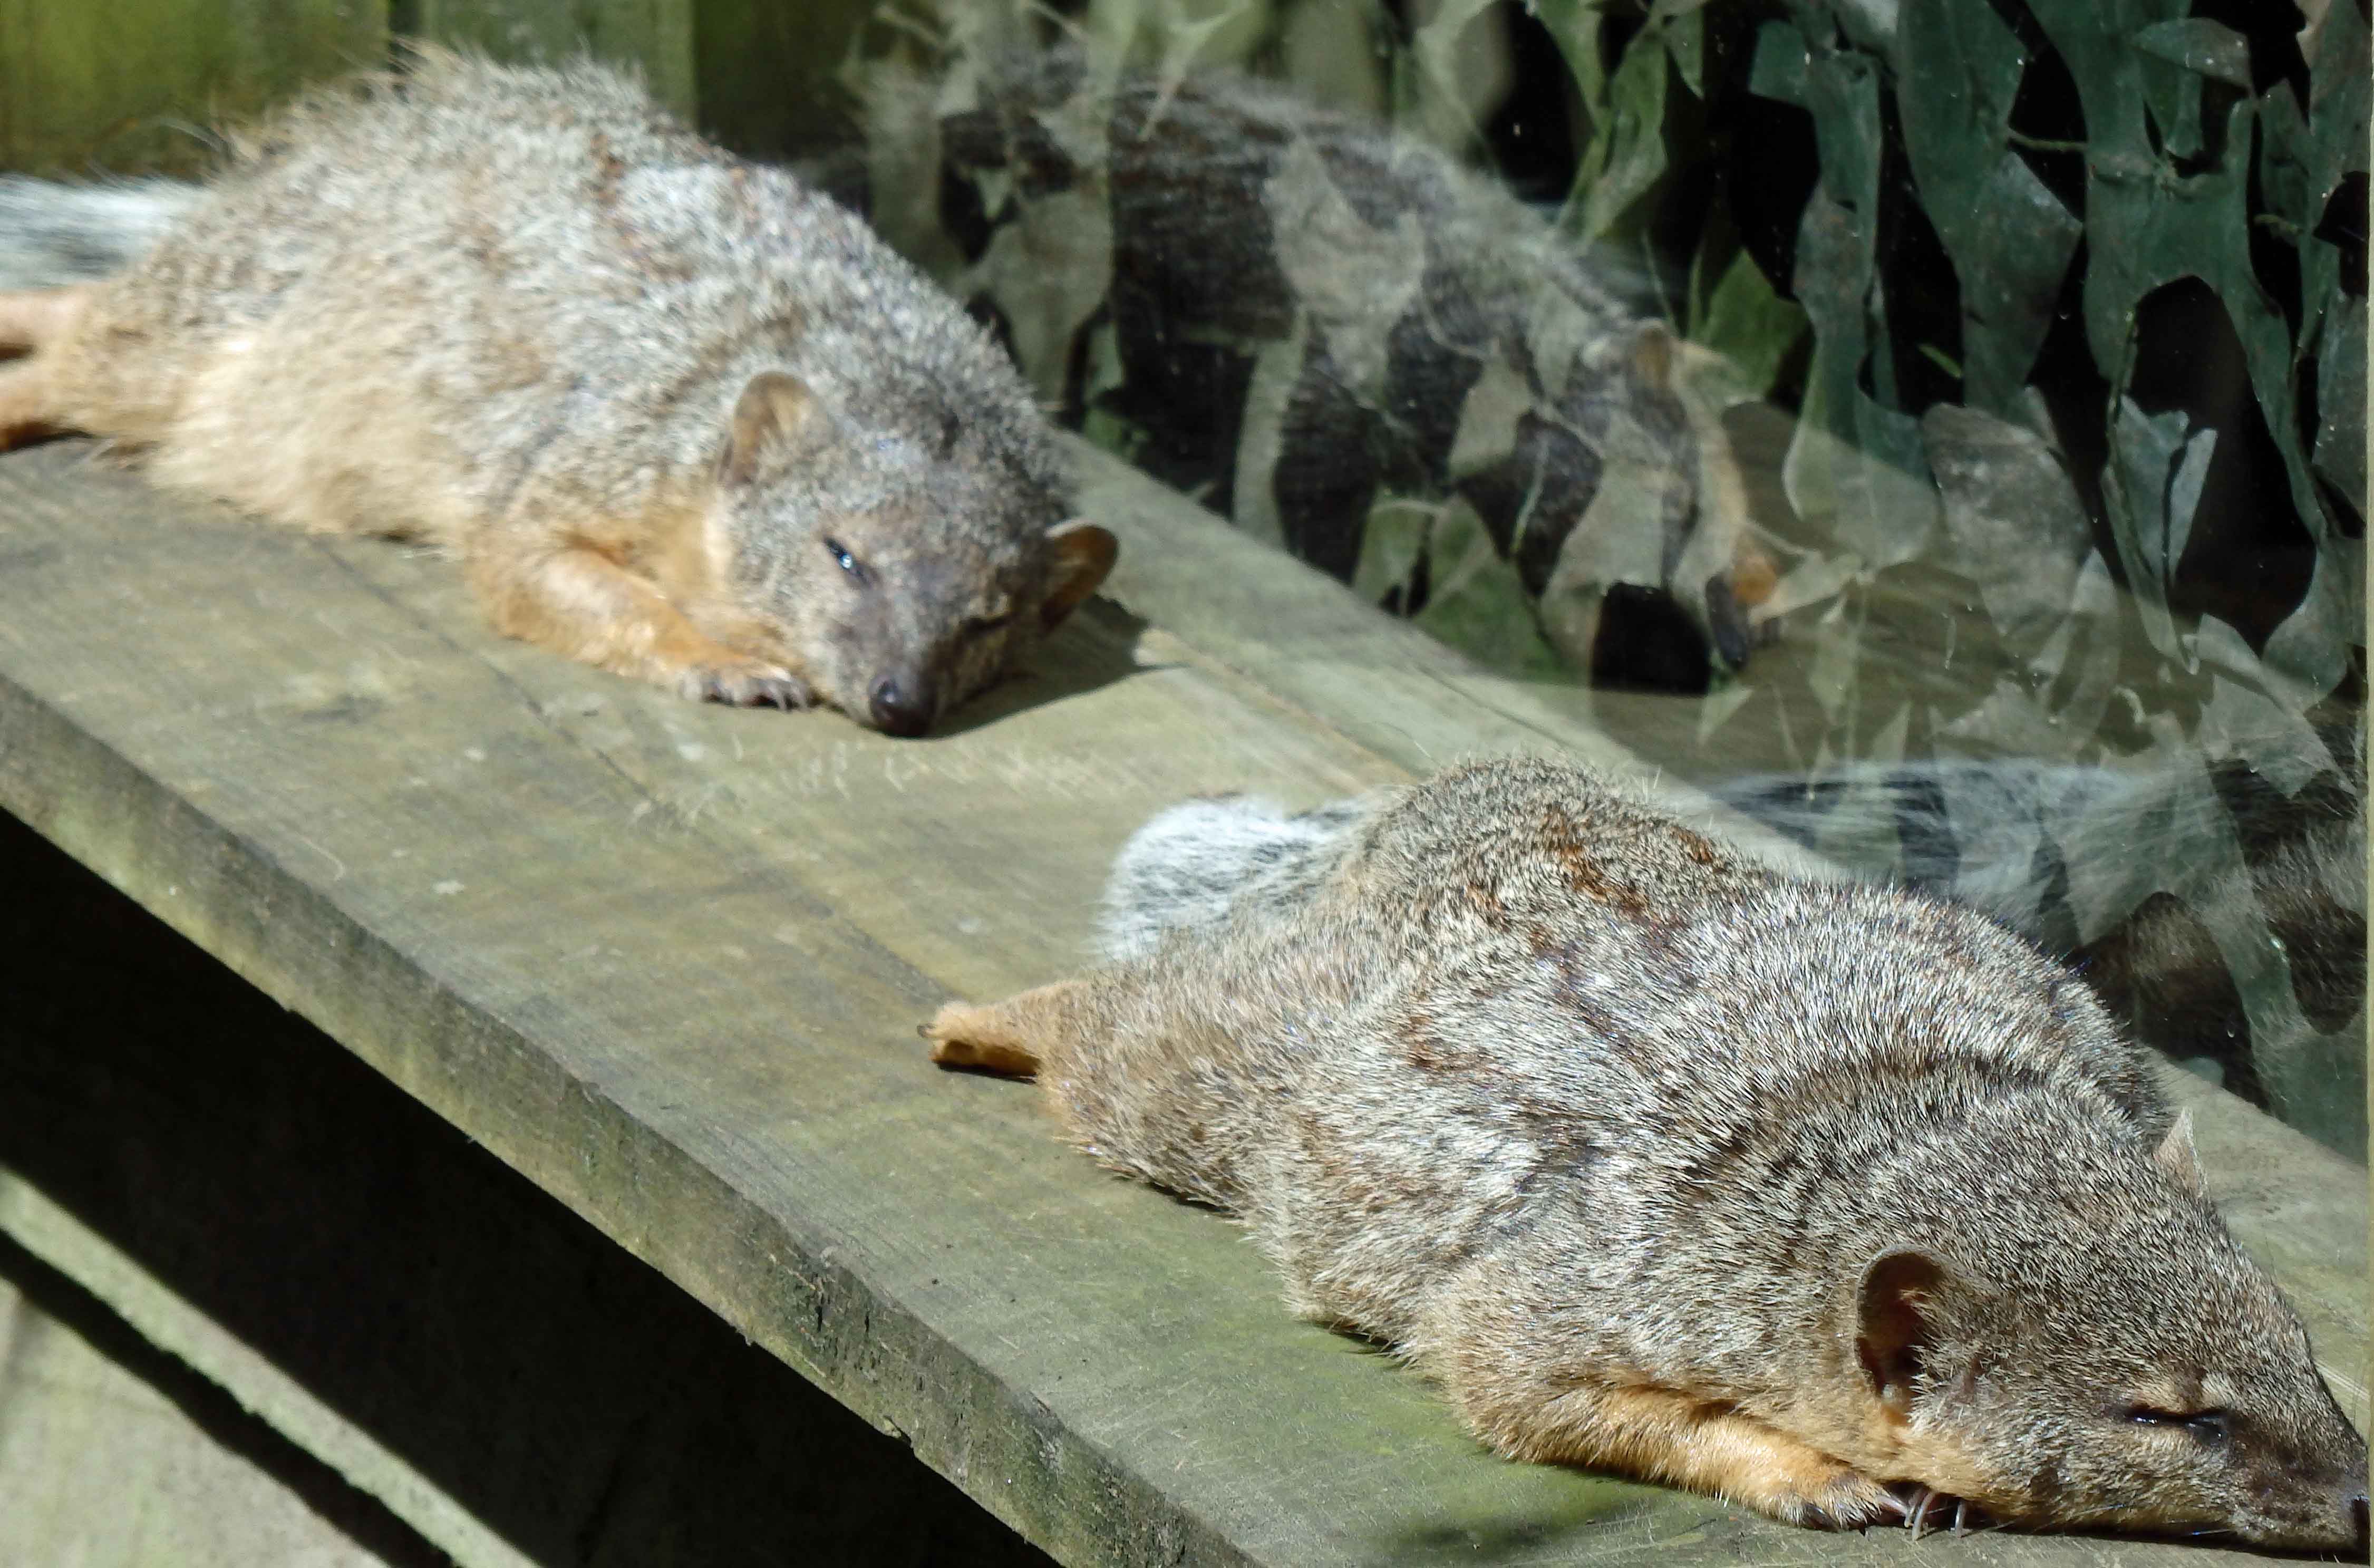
[930,761,2369,1545]
[0,57,1118,734]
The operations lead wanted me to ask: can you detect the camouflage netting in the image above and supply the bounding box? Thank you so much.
[844,0,2369,1156]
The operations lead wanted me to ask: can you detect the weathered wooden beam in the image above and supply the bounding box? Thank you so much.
[0,437,2359,1565]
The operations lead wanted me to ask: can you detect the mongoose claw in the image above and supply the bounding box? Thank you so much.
[1890,1484,1982,1540]
[1790,1468,1912,1532]
[685,661,812,710]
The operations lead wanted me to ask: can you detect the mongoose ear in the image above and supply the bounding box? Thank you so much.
[1855,1248,1947,1417]
[719,371,823,487]
[2153,1109,2207,1198]
[1631,322,1678,391]
[1039,519,1119,631]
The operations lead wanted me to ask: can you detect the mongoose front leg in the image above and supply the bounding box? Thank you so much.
[923,980,1100,1077]
[0,286,91,355]
[467,540,812,706]
[0,363,59,450]
[1466,1378,1907,1528]
[0,288,88,450]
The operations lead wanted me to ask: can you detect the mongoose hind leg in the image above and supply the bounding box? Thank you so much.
[924,979,1099,1077]
[468,539,812,706]
[1470,1377,1908,1529]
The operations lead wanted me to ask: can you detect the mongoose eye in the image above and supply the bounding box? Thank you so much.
[963,612,1014,638]
[822,537,868,586]
[2123,1406,2232,1446]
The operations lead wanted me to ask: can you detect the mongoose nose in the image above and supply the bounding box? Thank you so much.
[868,677,933,738]
[2350,1488,2368,1550]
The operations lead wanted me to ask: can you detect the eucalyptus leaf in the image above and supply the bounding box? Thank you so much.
[1695,247,1808,399]
[1660,6,1707,99]
[2133,18,2253,88]
[2135,51,2205,161]
[1895,0,2045,327]
[1747,17,1810,104]
[1922,404,2094,649]
[1572,27,1674,243]
[2313,292,2367,513]
[1413,501,1569,675]
[2104,395,2189,661]
[2261,537,2363,698]
[1832,394,1939,571]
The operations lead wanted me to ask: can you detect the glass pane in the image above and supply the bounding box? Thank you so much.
[837,0,2369,1159]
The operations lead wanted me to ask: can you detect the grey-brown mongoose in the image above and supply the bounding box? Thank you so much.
[928,757,2368,1545]
[0,52,1116,735]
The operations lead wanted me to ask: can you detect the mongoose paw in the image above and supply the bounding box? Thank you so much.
[922,1001,1042,1078]
[1771,1464,1910,1532]
[684,660,812,710]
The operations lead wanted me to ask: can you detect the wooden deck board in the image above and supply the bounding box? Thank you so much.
[0,437,2360,1566]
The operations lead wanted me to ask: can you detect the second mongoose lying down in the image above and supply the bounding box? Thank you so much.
[927,757,2368,1545]
[0,53,1116,737]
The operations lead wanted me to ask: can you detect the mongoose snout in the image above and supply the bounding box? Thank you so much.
[926,758,2369,1543]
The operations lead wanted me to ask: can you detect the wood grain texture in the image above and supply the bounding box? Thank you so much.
[0,435,2359,1567]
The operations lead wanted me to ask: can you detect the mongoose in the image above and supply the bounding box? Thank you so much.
[849,51,1771,692]
[0,53,1117,735]
[926,757,2369,1545]
[1720,730,2366,1145]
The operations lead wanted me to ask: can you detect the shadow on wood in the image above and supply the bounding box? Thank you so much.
[0,804,1052,1568]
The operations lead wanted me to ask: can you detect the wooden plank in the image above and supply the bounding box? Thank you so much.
[0,437,2359,1566]
[0,0,388,177]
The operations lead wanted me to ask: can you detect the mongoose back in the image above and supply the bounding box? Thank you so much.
[927,757,2369,1545]
[0,53,1117,735]
[1721,734,2366,1136]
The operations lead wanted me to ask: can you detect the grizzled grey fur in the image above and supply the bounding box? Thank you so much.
[932,758,2367,1543]
[0,54,1115,733]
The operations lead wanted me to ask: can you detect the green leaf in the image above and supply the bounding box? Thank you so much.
[2262,536,2363,697]
[1747,17,1809,104]
[2312,292,2366,514]
[1922,404,2096,650]
[2102,394,2191,660]
[1659,5,1707,99]
[1832,394,1941,570]
[1897,0,2084,412]
[1694,247,1809,400]
[1569,25,1674,244]
[1409,501,1569,676]
[2135,51,2205,160]
[1531,0,1620,118]
[2133,18,2253,87]
[1351,498,1431,606]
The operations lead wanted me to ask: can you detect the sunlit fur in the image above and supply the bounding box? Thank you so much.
[933,759,2367,1543]
[0,53,1113,731]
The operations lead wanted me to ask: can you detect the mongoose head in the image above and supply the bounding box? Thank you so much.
[1849,1112,2368,1548]
[1524,323,1767,691]
[705,372,1117,735]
